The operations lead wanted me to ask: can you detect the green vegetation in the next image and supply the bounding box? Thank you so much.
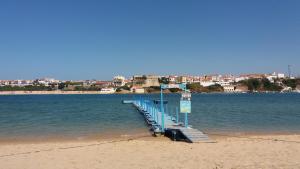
[73,86,100,91]
[64,81,84,86]
[168,88,181,93]
[58,83,66,90]
[187,83,223,93]
[261,78,283,91]
[145,86,161,93]
[0,85,52,91]
[242,79,260,91]
[239,78,282,92]
[116,86,130,92]
[187,83,206,92]
[207,84,224,92]
[282,79,300,89]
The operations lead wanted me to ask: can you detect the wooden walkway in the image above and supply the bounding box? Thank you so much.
[178,128,210,143]
[124,99,211,143]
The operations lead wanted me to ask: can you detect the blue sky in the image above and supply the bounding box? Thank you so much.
[0,0,299,80]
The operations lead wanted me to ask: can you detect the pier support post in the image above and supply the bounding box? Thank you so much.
[176,107,179,124]
[185,113,188,128]
[160,87,165,132]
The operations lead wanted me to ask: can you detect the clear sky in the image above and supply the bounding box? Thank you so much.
[0,0,299,80]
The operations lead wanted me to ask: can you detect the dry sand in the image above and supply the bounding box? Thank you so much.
[0,134,300,169]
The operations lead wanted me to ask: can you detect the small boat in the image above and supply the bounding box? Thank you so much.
[122,100,134,104]
[153,100,168,104]
[99,88,115,94]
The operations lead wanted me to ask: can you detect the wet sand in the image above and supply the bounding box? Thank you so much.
[0,134,299,169]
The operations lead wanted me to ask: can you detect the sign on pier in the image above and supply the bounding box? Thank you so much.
[180,91,191,113]
[180,100,191,113]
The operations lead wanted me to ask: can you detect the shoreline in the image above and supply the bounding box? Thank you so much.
[0,90,299,95]
[1,131,299,145]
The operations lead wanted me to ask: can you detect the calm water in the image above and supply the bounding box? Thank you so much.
[0,93,299,141]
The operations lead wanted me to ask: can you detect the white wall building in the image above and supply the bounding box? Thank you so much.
[216,81,231,86]
[130,87,145,93]
[113,75,126,87]
[266,72,285,82]
[277,73,285,78]
[167,76,177,84]
[100,88,115,94]
[223,85,235,92]
[235,77,248,82]
[200,81,216,87]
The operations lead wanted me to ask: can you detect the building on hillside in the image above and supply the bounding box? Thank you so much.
[235,74,265,82]
[220,74,235,83]
[200,74,221,82]
[235,76,247,82]
[94,81,113,88]
[211,75,221,81]
[266,72,285,82]
[187,76,195,84]
[0,80,10,86]
[132,75,160,87]
[200,81,216,87]
[216,81,231,86]
[192,76,201,83]
[176,76,187,83]
[277,73,285,79]
[223,85,235,92]
[145,75,160,87]
[35,78,59,86]
[113,75,126,87]
[83,80,94,87]
[132,75,145,86]
[167,75,177,84]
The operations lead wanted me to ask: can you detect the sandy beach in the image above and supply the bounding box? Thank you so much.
[0,134,299,169]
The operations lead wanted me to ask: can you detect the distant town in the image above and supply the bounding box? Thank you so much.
[0,72,300,94]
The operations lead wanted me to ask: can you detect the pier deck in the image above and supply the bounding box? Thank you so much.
[125,99,211,143]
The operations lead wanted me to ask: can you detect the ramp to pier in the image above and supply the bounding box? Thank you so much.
[178,128,210,143]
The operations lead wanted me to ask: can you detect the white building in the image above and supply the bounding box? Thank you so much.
[37,78,58,86]
[167,76,177,84]
[200,81,216,87]
[277,73,285,78]
[266,72,285,82]
[100,88,115,94]
[130,87,145,93]
[113,75,126,87]
[223,85,235,92]
[216,81,231,87]
[235,76,248,82]
[211,75,221,82]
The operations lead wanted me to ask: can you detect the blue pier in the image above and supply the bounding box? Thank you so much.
[123,98,211,143]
